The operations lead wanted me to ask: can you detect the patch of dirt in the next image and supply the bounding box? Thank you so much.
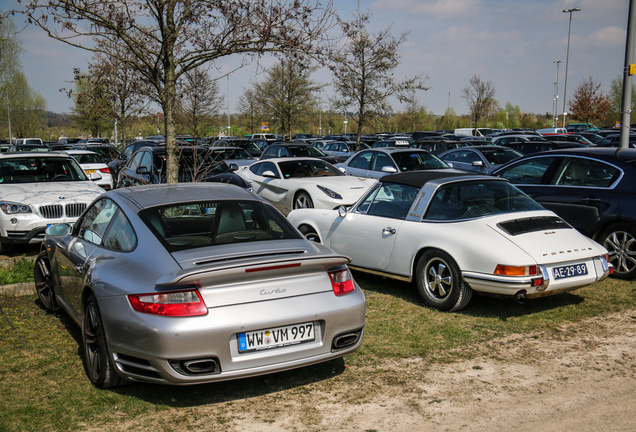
[85,311,636,432]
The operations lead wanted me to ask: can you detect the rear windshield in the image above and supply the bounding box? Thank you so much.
[71,153,104,164]
[425,180,543,221]
[139,200,301,252]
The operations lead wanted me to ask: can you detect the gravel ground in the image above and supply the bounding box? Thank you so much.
[80,310,636,432]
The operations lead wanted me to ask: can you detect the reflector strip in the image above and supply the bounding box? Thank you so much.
[245,263,301,273]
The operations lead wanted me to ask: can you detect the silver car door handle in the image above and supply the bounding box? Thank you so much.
[582,197,601,203]
[382,227,396,235]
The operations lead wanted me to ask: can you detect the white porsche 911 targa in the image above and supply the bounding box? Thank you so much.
[287,171,613,312]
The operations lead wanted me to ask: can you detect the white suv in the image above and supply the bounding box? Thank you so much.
[0,152,105,254]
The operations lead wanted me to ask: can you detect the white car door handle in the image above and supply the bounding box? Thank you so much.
[382,227,396,235]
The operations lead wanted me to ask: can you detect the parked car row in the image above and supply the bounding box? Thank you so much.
[9,133,633,391]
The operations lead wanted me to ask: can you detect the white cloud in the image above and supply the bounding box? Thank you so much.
[371,0,482,19]
[587,26,626,48]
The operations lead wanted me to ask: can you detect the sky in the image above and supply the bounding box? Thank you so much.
[2,0,632,119]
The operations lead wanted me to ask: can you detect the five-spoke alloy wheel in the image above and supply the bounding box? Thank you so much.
[416,249,473,312]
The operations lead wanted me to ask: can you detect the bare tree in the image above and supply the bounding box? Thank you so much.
[67,69,113,137]
[177,67,224,137]
[21,0,336,182]
[329,5,428,149]
[252,56,320,138]
[7,71,46,138]
[91,43,153,145]
[569,75,611,126]
[236,88,259,135]
[461,75,497,127]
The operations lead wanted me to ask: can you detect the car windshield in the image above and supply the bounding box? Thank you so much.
[391,151,449,171]
[154,150,229,176]
[278,159,344,178]
[232,141,260,151]
[480,148,523,165]
[18,146,50,152]
[139,200,301,252]
[425,180,543,220]
[71,153,103,164]
[288,146,327,157]
[211,148,254,160]
[0,156,88,183]
[89,147,120,159]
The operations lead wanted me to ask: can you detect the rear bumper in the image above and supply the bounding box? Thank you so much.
[462,256,612,298]
[99,286,366,385]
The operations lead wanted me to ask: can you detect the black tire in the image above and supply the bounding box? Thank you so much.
[82,293,126,388]
[293,192,314,210]
[34,251,60,313]
[299,225,321,243]
[415,250,473,312]
[0,238,12,256]
[600,223,636,280]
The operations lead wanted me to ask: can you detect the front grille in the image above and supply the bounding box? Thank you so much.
[38,203,87,219]
[39,205,63,218]
[65,203,86,217]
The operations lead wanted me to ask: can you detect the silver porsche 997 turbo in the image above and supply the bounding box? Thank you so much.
[34,183,366,388]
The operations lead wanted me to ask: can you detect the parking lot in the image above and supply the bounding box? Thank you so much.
[2,265,635,431]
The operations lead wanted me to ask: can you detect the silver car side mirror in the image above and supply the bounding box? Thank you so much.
[338,206,347,218]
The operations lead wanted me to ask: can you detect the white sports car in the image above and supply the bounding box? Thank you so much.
[287,171,613,311]
[238,157,376,214]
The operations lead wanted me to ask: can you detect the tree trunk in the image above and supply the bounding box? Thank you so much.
[164,66,179,184]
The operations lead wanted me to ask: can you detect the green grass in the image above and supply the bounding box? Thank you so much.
[0,257,35,285]
[1,267,635,431]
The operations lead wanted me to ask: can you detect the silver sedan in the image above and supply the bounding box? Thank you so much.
[34,183,366,388]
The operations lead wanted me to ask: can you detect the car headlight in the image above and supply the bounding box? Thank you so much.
[317,185,342,200]
[0,202,32,215]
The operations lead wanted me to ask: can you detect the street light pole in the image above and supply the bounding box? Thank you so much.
[553,60,562,127]
[562,8,580,129]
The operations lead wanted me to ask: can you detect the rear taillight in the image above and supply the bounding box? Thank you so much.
[329,268,355,296]
[494,264,538,276]
[128,289,208,316]
[99,167,111,174]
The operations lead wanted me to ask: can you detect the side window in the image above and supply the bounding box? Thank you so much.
[78,199,119,246]
[442,150,461,163]
[102,210,137,251]
[553,158,621,187]
[121,146,134,159]
[351,151,373,169]
[140,151,153,171]
[127,151,144,170]
[251,162,280,177]
[459,150,480,164]
[370,153,394,171]
[497,157,557,185]
[365,183,419,220]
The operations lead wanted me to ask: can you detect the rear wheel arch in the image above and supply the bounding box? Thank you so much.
[298,224,321,243]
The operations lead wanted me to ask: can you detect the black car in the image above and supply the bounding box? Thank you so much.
[493,148,636,279]
[107,140,163,182]
[72,144,120,163]
[259,143,337,164]
[212,138,263,158]
[117,145,250,189]
[502,141,587,155]
[411,140,469,155]
[8,143,51,152]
